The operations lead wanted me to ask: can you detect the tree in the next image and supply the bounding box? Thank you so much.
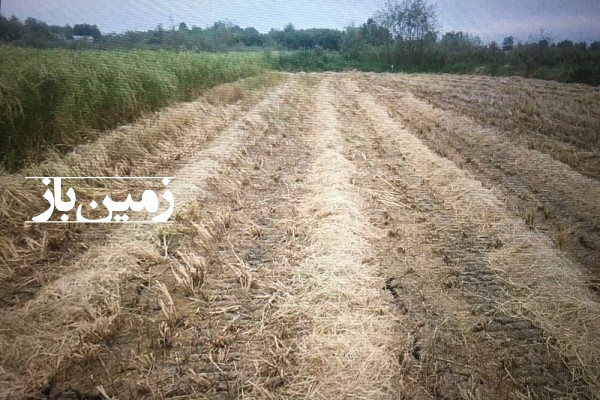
[283,23,294,33]
[502,36,514,51]
[239,27,262,46]
[376,0,436,58]
[148,24,164,45]
[73,23,101,39]
[442,31,479,52]
[359,18,390,46]
[309,29,342,50]
[0,15,22,41]
[22,17,53,45]
[556,40,573,49]
[205,21,240,49]
[376,0,436,43]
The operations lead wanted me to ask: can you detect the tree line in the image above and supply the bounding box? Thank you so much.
[0,15,343,52]
[0,16,101,46]
[1,0,599,85]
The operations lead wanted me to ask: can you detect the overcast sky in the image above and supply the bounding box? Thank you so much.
[3,0,600,44]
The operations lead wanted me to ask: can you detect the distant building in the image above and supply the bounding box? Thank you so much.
[72,35,95,43]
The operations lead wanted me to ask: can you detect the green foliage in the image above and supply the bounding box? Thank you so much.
[1,11,599,172]
[266,50,336,71]
[266,26,342,50]
[360,18,391,46]
[441,31,482,52]
[0,48,266,170]
[72,24,101,39]
[376,0,437,43]
[268,41,600,88]
[502,36,514,51]
[0,16,23,41]
[266,50,389,72]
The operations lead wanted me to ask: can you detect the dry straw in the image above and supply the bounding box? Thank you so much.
[269,79,402,399]
[352,79,600,393]
[0,74,289,397]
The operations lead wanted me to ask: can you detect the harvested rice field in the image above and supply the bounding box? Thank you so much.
[1,72,599,399]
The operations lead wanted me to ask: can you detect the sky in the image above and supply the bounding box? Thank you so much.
[3,0,600,44]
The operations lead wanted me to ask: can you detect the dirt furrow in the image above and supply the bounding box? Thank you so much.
[383,74,600,180]
[4,71,600,400]
[264,76,402,399]
[33,74,318,400]
[181,74,316,398]
[0,74,284,310]
[0,76,302,399]
[334,78,556,398]
[359,75,600,289]
[337,76,600,398]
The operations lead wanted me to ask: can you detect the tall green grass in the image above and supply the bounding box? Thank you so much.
[267,50,600,86]
[266,50,390,72]
[0,48,266,170]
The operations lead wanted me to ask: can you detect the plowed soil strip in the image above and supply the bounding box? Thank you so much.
[382,73,600,180]
[359,75,600,284]
[337,77,600,398]
[266,76,401,399]
[180,74,316,398]
[5,72,600,400]
[0,74,283,309]
[0,76,300,398]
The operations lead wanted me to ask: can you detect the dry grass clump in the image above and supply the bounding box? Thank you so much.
[0,238,162,396]
[171,251,206,297]
[553,222,575,250]
[205,83,246,105]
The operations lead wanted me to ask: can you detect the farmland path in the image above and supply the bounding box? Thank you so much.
[258,77,402,398]
[1,73,600,400]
